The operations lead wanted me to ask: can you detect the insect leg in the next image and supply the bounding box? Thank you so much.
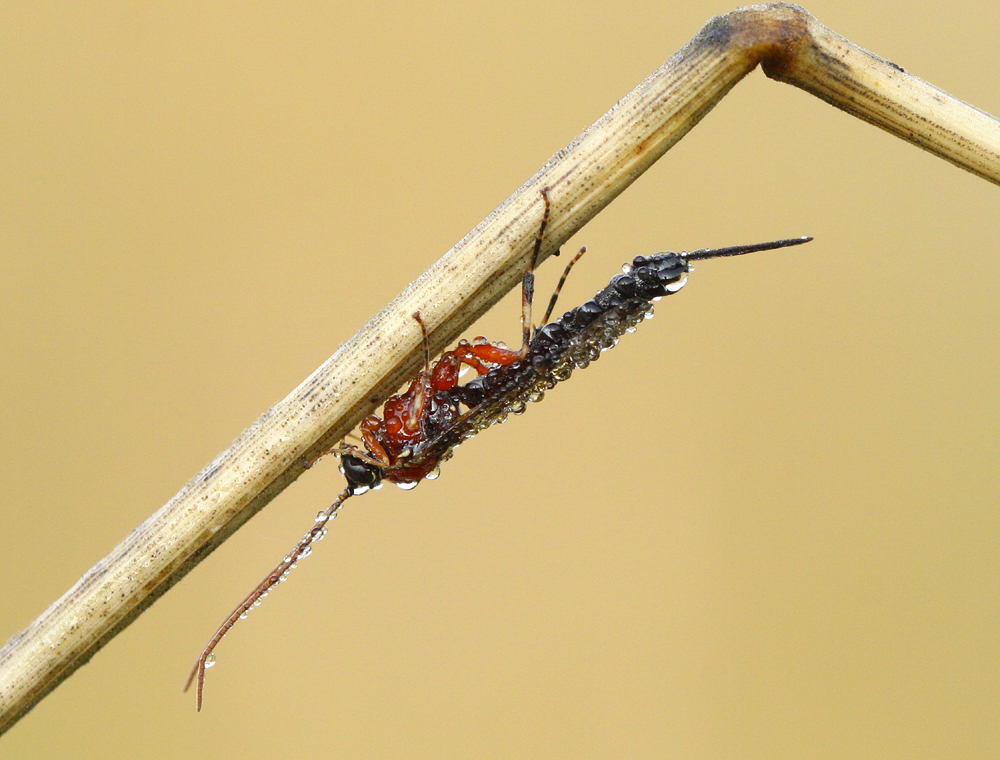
[328,444,389,469]
[359,416,392,466]
[521,187,553,355]
[412,312,431,372]
[540,246,587,327]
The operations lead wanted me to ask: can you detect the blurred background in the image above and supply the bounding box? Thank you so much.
[2,1,998,757]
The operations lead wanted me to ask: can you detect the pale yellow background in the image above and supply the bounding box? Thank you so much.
[3,2,999,758]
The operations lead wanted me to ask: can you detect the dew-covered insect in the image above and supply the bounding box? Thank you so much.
[186,188,811,709]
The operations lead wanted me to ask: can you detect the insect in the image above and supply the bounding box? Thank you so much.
[185,188,811,709]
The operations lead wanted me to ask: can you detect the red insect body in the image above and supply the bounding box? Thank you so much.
[359,337,523,485]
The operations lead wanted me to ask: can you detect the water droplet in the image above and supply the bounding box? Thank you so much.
[625,325,637,333]
[495,340,506,349]
[473,336,489,345]
[205,653,217,668]
[426,466,441,480]
[509,400,526,415]
[283,554,294,563]
[621,263,633,273]
[666,274,688,293]
[397,481,419,490]
[398,447,413,458]
[239,612,248,620]
[373,481,384,490]
[300,546,313,559]
[644,306,655,319]
[316,511,328,522]
[353,484,371,495]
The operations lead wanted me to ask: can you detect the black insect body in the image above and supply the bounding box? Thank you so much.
[186,186,811,710]
[339,238,812,495]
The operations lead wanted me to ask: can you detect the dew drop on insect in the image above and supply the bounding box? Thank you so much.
[205,653,217,669]
[397,481,419,490]
[352,484,371,495]
[495,340,506,349]
[373,481,384,490]
[625,325,637,334]
[283,554,294,563]
[621,263,633,273]
[399,447,413,458]
[510,400,526,415]
[300,546,313,559]
[644,306,655,319]
[652,295,663,302]
[239,612,248,620]
[316,511,328,522]
[474,336,489,345]
[666,274,689,293]
[426,466,441,480]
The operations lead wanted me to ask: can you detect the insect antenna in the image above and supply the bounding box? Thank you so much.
[184,485,354,711]
[683,236,813,261]
[541,246,587,327]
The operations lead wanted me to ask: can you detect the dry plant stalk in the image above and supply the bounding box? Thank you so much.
[1,2,998,734]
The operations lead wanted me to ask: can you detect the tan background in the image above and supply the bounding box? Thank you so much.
[3,1,999,757]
